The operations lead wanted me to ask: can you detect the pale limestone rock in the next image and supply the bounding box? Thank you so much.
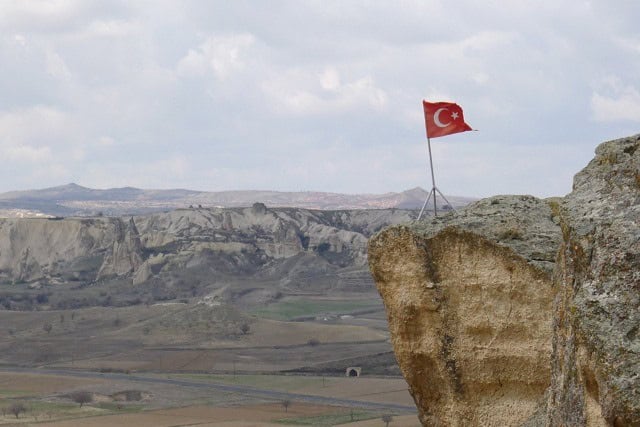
[97,218,144,279]
[0,217,122,284]
[369,196,559,426]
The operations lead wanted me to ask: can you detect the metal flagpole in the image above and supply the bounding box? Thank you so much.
[427,136,437,216]
[417,136,438,220]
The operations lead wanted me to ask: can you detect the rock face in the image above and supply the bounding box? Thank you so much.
[0,206,415,307]
[0,217,130,284]
[548,135,640,426]
[368,134,640,426]
[369,196,561,426]
[97,218,144,279]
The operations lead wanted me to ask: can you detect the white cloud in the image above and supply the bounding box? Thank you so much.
[12,34,27,46]
[177,34,255,80]
[5,145,52,162]
[264,68,387,115]
[45,50,72,80]
[0,106,72,145]
[82,19,138,38]
[0,0,80,22]
[458,30,517,52]
[96,136,115,146]
[591,85,640,122]
[319,67,341,91]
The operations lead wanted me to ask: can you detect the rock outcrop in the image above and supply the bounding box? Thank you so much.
[369,196,561,426]
[548,135,640,426]
[0,217,126,284]
[369,134,639,426]
[0,206,415,307]
[97,218,144,278]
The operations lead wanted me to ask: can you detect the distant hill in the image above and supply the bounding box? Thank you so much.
[0,183,476,217]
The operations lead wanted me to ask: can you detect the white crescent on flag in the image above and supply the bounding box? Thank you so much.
[433,108,451,128]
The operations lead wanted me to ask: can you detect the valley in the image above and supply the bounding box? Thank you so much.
[0,202,422,425]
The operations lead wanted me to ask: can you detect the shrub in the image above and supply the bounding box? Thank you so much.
[9,402,26,419]
[70,391,93,407]
[240,323,250,335]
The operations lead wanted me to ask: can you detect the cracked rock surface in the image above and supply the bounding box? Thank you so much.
[369,196,560,426]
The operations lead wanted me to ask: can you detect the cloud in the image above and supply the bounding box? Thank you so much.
[96,136,115,146]
[5,145,52,162]
[0,106,73,145]
[82,19,138,38]
[177,34,255,79]
[263,67,387,115]
[591,80,640,122]
[45,50,72,80]
[0,1,129,34]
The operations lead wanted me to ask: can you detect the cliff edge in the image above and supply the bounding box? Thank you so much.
[548,135,640,426]
[368,134,639,426]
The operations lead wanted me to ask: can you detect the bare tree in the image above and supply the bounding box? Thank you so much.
[70,391,93,407]
[9,402,26,419]
[382,414,393,427]
[281,399,291,412]
[43,322,52,334]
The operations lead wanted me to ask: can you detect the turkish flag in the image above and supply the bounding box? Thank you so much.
[423,101,472,139]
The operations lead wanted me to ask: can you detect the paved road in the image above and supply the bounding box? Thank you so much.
[0,366,417,413]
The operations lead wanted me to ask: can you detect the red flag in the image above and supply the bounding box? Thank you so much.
[423,101,472,139]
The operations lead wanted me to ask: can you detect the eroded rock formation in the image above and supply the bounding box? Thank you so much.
[369,134,639,426]
[0,206,415,307]
[548,135,640,426]
[369,196,561,425]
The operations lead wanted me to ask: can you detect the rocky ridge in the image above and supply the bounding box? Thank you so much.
[368,134,639,426]
[0,205,415,309]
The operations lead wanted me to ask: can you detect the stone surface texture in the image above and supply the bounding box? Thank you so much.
[368,134,639,426]
[369,196,560,426]
[548,135,640,426]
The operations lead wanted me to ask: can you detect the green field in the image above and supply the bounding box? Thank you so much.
[251,299,381,321]
[276,409,384,426]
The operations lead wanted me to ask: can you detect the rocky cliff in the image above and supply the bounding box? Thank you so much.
[369,135,639,426]
[0,205,414,309]
[369,196,561,426]
[548,135,640,426]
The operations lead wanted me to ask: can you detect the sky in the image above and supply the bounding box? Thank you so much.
[0,1,639,198]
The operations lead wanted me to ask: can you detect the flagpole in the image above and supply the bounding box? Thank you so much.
[418,100,471,220]
[417,135,438,220]
[426,136,437,217]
